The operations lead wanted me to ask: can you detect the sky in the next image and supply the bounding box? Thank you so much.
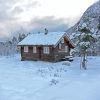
[0,0,98,39]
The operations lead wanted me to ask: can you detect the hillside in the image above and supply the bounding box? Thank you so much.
[66,0,100,35]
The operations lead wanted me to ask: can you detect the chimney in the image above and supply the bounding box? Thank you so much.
[44,28,48,35]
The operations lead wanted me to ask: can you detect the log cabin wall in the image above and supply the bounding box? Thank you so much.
[21,45,55,62]
[54,37,70,61]
[21,46,39,61]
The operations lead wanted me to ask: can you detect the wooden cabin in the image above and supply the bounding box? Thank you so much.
[18,32,74,62]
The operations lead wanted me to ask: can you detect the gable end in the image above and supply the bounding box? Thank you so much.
[54,33,74,48]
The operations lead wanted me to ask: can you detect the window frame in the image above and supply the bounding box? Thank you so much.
[43,47,49,54]
[33,46,37,53]
[24,46,28,52]
[59,43,62,49]
[61,38,64,43]
[65,46,68,52]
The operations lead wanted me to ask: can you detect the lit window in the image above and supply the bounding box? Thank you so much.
[43,47,49,54]
[65,46,68,52]
[33,46,37,53]
[24,46,28,52]
[59,43,61,49]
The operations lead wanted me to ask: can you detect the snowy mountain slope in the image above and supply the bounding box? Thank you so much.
[66,0,100,35]
[0,55,100,100]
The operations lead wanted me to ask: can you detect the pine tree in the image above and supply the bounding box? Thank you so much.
[18,33,26,42]
[78,23,96,70]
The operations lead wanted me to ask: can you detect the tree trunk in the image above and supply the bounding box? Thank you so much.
[80,51,87,70]
[82,52,87,70]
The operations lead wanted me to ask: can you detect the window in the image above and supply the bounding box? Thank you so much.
[59,43,61,49]
[61,38,64,43]
[65,46,68,52]
[24,46,28,52]
[33,46,37,53]
[43,47,49,54]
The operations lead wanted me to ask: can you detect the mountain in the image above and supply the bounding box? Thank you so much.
[66,0,100,35]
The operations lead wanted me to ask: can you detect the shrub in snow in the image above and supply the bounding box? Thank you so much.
[50,79,59,86]
[62,61,71,66]
[37,68,48,77]
[70,49,76,56]
[53,73,61,77]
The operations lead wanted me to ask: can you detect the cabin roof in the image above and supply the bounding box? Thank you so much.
[18,32,74,47]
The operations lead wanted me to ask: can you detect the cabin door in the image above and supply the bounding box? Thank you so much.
[38,47,42,59]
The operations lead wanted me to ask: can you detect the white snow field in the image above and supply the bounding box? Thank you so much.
[0,55,100,100]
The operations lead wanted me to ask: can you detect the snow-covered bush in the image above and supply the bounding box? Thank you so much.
[62,61,71,66]
[50,79,59,86]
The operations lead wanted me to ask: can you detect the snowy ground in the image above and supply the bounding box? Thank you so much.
[0,55,100,100]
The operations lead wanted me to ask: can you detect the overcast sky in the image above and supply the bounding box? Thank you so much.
[0,0,98,39]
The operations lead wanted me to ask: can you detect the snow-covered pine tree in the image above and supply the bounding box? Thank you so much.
[18,33,26,42]
[78,22,96,70]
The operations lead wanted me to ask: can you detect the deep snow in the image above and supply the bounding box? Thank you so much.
[0,55,100,100]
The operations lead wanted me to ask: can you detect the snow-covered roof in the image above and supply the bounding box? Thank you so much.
[18,32,74,47]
